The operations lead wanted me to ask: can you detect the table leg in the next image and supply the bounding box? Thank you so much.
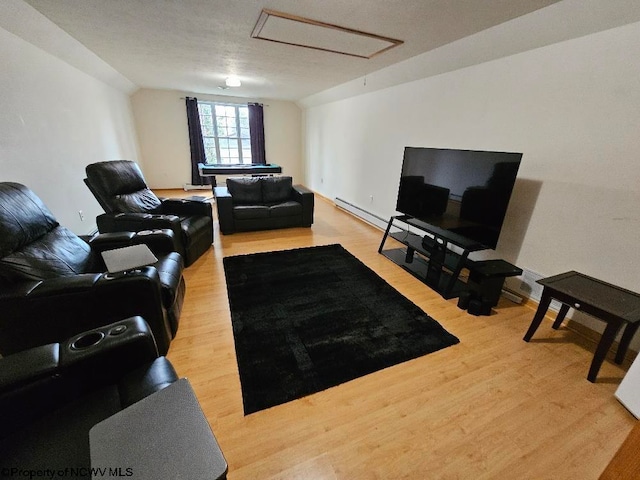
[588,319,624,382]
[524,291,552,342]
[615,322,639,365]
[378,217,394,254]
[552,303,571,329]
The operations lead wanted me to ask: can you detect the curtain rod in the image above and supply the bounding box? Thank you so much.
[180,97,267,106]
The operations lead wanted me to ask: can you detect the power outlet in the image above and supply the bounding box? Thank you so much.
[78,210,85,222]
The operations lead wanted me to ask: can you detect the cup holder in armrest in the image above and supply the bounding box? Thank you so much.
[70,331,105,350]
[60,317,159,372]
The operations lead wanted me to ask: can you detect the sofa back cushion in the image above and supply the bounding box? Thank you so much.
[262,176,292,204]
[227,177,263,204]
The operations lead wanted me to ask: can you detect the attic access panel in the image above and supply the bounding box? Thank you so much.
[251,9,403,59]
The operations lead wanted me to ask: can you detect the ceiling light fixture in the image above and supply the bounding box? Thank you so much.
[225,76,241,87]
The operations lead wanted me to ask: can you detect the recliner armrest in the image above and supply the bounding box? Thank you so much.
[0,270,172,355]
[0,342,65,436]
[60,316,159,384]
[0,316,157,394]
[0,317,163,435]
[96,213,184,258]
[0,343,60,393]
[161,198,213,217]
[88,229,179,257]
[97,212,181,234]
[88,231,136,251]
[28,273,102,296]
[117,357,178,408]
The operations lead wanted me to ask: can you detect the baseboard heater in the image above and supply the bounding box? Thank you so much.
[334,197,389,230]
[183,184,211,191]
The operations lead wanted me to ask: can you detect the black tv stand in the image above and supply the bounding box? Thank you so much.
[378,215,522,307]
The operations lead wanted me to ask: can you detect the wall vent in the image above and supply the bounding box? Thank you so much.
[516,268,563,311]
[518,268,544,300]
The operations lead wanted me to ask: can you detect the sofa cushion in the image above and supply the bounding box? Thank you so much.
[226,178,262,204]
[262,177,292,204]
[233,205,270,220]
[269,201,302,218]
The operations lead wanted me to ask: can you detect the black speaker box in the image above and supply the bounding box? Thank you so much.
[467,298,492,316]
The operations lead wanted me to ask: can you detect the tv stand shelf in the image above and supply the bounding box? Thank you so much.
[378,215,522,306]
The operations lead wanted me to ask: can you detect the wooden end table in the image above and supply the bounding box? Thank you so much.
[523,271,640,382]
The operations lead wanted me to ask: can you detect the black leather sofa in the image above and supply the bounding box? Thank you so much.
[84,160,214,266]
[0,317,222,478]
[214,176,314,234]
[0,182,185,355]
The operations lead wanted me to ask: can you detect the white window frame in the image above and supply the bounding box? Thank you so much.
[197,101,251,165]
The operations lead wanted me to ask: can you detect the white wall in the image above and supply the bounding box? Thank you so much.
[0,25,140,235]
[131,89,303,189]
[301,21,640,308]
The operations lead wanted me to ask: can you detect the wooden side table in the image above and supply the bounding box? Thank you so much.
[523,271,640,382]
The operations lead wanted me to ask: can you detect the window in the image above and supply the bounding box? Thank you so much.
[197,102,252,165]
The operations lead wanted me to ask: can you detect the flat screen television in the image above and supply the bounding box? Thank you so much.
[396,147,523,250]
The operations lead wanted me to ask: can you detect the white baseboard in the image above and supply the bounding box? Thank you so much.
[183,184,211,191]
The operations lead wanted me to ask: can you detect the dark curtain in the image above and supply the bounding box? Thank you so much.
[248,103,266,165]
[185,97,211,185]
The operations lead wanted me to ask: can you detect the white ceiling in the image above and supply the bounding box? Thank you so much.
[20,0,566,100]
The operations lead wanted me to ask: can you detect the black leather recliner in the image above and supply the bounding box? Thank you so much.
[0,182,185,355]
[84,160,214,266]
[0,317,178,476]
[0,317,228,480]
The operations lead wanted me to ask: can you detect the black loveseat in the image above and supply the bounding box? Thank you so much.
[0,182,185,355]
[214,176,314,234]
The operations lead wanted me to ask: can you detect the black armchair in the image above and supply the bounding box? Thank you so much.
[84,160,213,266]
[0,182,185,355]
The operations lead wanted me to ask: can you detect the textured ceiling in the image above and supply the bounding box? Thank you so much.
[23,0,564,100]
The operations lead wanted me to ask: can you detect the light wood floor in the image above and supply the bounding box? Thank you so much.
[158,189,636,480]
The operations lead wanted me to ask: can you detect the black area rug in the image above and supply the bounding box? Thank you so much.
[223,244,459,415]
